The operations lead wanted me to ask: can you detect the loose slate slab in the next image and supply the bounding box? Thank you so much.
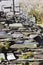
[29,34,38,39]
[9,23,23,27]
[0,53,5,62]
[12,32,23,38]
[7,53,16,61]
[0,31,12,38]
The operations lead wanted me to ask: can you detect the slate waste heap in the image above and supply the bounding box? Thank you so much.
[0,9,43,65]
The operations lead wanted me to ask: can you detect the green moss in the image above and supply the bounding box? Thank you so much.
[20,63,24,65]
[29,62,33,65]
[21,52,34,59]
[0,57,4,62]
[4,41,10,50]
[0,42,10,51]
